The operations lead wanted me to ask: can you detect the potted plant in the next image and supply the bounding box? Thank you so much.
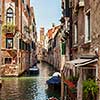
[83,79,99,100]
[2,23,15,33]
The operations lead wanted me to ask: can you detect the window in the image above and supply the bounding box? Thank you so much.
[0,2,1,16]
[79,0,84,7]
[83,69,96,80]
[26,5,30,16]
[5,58,12,64]
[15,0,18,7]
[22,0,24,3]
[74,23,78,44]
[85,11,91,43]
[6,38,13,49]
[28,44,30,51]
[6,8,13,24]
[32,25,35,32]
[19,39,25,50]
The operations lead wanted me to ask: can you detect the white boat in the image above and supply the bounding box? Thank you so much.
[52,72,61,77]
[48,97,58,100]
[29,65,39,75]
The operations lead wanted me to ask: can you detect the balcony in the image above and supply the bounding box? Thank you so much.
[2,23,15,37]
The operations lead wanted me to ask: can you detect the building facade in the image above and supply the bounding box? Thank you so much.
[0,0,37,76]
[61,0,100,100]
[46,25,61,70]
[40,27,45,47]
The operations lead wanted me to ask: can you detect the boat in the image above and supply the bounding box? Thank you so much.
[52,72,61,77]
[46,72,61,90]
[48,97,58,100]
[28,65,39,75]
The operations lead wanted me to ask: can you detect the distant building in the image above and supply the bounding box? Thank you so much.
[47,25,61,69]
[40,27,45,47]
[36,41,42,61]
[44,33,48,50]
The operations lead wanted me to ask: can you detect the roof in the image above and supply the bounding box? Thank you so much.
[47,25,60,39]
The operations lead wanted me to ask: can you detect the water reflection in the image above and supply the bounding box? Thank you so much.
[0,62,60,100]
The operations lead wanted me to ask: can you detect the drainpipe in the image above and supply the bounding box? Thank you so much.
[0,1,2,78]
[60,27,66,100]
[20,0,22,72]
[69,7,72,60]
[61,69,64,100]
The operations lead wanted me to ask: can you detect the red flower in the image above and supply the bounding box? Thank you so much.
[64,80,75,88]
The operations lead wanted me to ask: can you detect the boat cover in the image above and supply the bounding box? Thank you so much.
[46,76,61,85]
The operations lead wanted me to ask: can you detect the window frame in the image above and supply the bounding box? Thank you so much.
[74,23,78,45]
[5,57,12,64]
[6,38,13,49]
[6,7,13,24]
[85,11,91,43]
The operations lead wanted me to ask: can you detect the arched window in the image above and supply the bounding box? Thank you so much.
[6,7,13,24]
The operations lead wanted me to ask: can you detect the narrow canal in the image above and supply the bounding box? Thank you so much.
[0,62,61,100]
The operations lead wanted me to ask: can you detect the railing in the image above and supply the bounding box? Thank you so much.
[67,88,77,100]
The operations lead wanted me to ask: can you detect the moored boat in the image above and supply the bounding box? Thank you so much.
[46,72,61,90]
[48,97,58,100]
[28,65,39,75]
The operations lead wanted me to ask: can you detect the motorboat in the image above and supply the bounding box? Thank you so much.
[46,72,61,90]
[52,72,61,77]
[28,65,39,75]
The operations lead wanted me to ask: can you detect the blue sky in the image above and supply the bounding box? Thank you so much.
[30,0,61,34]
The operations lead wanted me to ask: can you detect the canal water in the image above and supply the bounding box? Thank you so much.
[0,62,61,100]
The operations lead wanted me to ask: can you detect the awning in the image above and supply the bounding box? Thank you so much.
[61,57,98,70]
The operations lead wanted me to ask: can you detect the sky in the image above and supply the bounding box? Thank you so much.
[30,0,61,34]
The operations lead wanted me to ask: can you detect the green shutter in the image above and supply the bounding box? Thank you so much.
[61,42,66,55]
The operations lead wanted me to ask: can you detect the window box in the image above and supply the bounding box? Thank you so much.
[6,32,14,38]
[2,23,15,33]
